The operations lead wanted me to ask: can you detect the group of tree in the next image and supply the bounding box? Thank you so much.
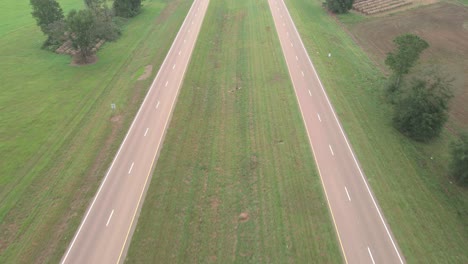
[325,0,354,14]
[385,34,466,186]
[30,0,143,63]
[384,34,451,142]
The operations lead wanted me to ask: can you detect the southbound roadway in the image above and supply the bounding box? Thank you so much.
[60,0,210,263]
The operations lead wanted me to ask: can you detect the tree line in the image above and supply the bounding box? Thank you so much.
[385,34,466,186]
[30,0,143,63]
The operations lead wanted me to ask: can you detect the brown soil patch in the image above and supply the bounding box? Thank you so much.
[138,65,153,80]
[155,0,182,25]
[238,212,249,222]
[71,54,98,66]
[347,2,468,128]
[211,197,220,210]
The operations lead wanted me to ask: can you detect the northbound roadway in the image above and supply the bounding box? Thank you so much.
[268,0,405,263]
[61,0,209,263]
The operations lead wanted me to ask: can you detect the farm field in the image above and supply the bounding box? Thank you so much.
[0,0,192,262]
[125,0,342,262]
[285,0,467,262]
[346,2,468,131]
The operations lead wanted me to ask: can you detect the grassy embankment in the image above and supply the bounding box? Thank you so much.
[125,0,342,262]
[0,0,192,262]
[285,0,467,262]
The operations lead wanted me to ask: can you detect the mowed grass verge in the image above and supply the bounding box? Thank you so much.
[125,0,342,262]
[0,0,192,262]
[285,0,467,262]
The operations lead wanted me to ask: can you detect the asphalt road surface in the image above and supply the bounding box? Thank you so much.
[268,0,405,263]
[60,0,209,263]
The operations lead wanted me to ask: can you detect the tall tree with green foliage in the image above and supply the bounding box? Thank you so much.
[113,0,142,17]
[393,72,452,141]
[85,0,121,41]
[30,0,64,45]
[67,9,97,62]
[385,34,429,90]
[450,133,468,186]
[325,0,354,14]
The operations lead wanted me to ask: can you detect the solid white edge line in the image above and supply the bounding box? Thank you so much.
[128,162,134,174]
[266,1,349,262]
[278,0,405,263]
[144,128,149,137]
[116,0,208,262]
[329,144,334,156]
[368,247,376,264]
[344,186,351,201]
[60,0,200,263]
[106,210,114,227]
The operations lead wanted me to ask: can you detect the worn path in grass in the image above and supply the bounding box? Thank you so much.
[125,0,342,262]
[0,0,192,262]
[285,0,468,262]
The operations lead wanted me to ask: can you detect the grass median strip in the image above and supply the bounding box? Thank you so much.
[125,0,341,262]
[285,0,468,262]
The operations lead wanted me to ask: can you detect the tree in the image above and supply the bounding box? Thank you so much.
[67,9,97,62]
[393,72,453,141]
[385,34,429,90]
[92,5,121,41]
[325,0,354,14]
[30,0,64,45]
[84,0,106,8]
[113,0,142,18]
[450,133,468,186]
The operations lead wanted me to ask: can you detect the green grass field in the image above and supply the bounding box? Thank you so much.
[285,0,467,262]
[0,0,192,262]
[125,0,342,262]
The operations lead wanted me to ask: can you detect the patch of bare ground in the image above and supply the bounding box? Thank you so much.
[71,54,98,66]
[347,2,468,129]
[365,0,439,16]
[138,65,153,80]
[155,0,182,25]
[238,212,249,222]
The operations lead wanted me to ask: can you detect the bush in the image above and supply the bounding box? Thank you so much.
[393,72,453,141]
[450,133,468,186]
[325,0,354,14]
[114,0,142,18]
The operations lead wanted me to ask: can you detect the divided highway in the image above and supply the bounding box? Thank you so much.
[268,0,405,263]
[61,0,209,263]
